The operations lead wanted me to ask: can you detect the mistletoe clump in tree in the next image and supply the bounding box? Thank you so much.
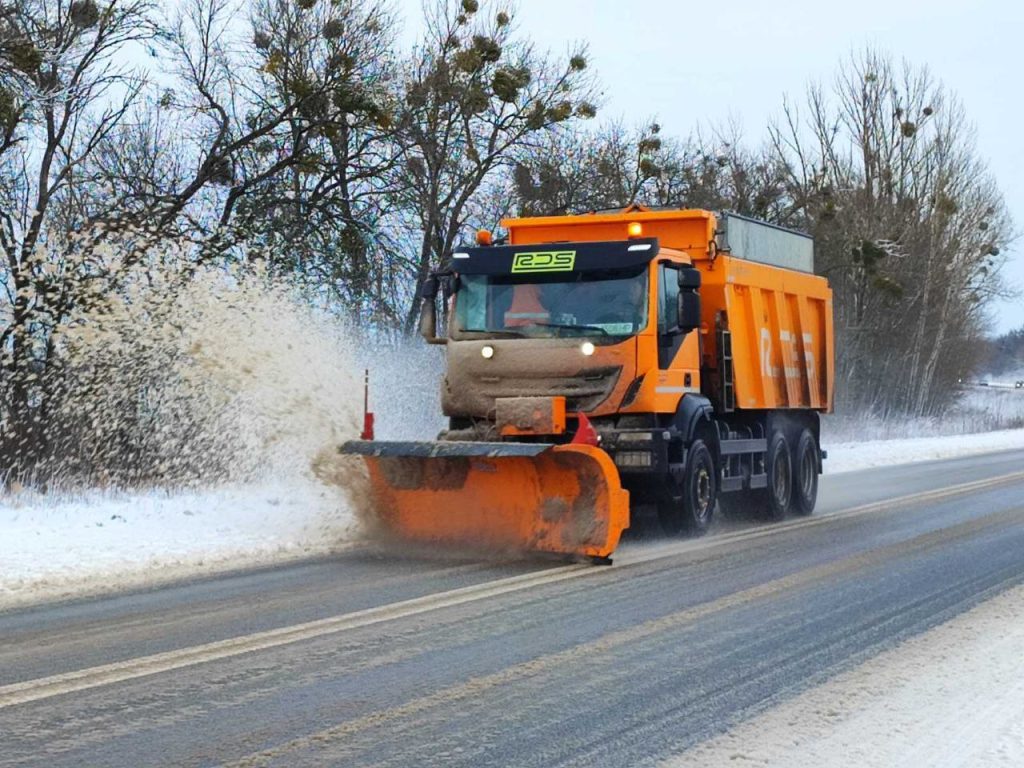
[398,0,598,331]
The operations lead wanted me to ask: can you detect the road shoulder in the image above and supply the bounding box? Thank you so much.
[664,582,1024,767]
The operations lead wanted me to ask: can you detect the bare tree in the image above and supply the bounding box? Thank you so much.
[512,119,790,219]
[396,0,598,332]
[0,0,407,478]
[770,48,1013,415]
[0,0,160,475]
[222,0,407,321]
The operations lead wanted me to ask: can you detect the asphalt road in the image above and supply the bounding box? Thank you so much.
[2,448,1023,767]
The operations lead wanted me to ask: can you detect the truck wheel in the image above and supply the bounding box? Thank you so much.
[658,439,717,536]
[790,428,819,516]
[765,431,792,521]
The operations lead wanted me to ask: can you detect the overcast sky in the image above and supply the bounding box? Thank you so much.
[400,0,1023,334]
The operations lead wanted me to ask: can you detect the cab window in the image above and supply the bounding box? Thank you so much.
[658,263,681,335]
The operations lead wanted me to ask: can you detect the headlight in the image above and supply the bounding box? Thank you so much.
[481,345,494,359]
[580,341,595,356]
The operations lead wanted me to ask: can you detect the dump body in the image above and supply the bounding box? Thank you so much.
[698,252,833,412]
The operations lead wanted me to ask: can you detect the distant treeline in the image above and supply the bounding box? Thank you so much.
[0,0,1014,482]
[986,327,1024,376]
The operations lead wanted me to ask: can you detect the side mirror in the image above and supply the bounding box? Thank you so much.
[678,267,701,289]
[418,295,438,341]
[422,275,439,301]
[677,291,701,332]
[418,276,447,345]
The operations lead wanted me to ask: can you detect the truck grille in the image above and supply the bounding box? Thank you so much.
[469,366,622,415]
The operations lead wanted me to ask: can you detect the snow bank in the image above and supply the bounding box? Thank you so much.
[824,428,1024,474]
[0,481,357,611]
[823,388,1024,444]
[663,583,1024,768]
[3,369,1023,611]
[0,264,440,611]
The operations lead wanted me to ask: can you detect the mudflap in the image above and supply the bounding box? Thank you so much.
[340,441,630,559]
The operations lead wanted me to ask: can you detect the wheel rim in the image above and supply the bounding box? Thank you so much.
[800,445,816,499]
[773,450,790,505]
[695,465,711,520]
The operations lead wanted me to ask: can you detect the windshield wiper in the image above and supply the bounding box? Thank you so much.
[460,328,527,337]
[528,322,610,336]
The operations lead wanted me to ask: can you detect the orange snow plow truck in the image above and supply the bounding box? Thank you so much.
[341,207,834,562]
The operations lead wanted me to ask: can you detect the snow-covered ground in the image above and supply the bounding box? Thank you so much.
[664,582,1024,768]
[3,427,1024,611]
[0,480,357,611]
[824,427,1024,474]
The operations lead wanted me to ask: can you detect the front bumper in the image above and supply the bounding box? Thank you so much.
[601,429,673,475]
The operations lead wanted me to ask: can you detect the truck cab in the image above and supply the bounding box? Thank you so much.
[436,238,699,423]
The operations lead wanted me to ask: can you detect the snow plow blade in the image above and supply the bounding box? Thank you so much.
[340,441,630,559]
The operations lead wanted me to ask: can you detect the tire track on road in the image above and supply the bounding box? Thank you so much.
[3,469,1023,712]
[227,505,1024,767]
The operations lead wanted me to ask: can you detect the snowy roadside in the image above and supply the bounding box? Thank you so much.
[662,582,1024,768]
[3,427,1024,612]
[824,427,1024,474]
[0,481,358,611]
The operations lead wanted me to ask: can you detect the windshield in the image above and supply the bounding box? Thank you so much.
[453,267,649,339]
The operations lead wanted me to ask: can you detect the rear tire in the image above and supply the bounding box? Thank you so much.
[658,439,717,536]
[764,431,792,521]
[791,428,820,516]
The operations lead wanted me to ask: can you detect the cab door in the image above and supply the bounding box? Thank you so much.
[654,262,702,400]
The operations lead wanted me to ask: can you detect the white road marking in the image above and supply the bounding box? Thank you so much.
[618,469,1024,566]
[3,469,1023,710]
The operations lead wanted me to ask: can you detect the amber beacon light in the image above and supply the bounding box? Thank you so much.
[627,221,643,238]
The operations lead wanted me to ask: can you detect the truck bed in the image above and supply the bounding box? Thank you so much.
[698,252,834,412]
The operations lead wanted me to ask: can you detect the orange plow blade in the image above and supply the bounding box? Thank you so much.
[341,441,630,559]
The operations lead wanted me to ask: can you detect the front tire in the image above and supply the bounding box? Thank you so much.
[791,428,820,516]
[658,439,717,536]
